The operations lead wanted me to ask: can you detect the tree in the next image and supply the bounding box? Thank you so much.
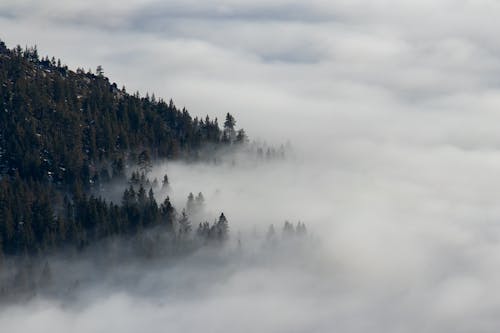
[196,221,210,240]
[145,188,159,226]
[296,222,307,236]
[99,167,111,184]
[224,113,236,131]
[195,192,205,212]
[186,192,195,214]
[138,150,152,174]
[177,209,191,238]
[216,212,229,241]
[112,158,125,179]
[137,185,147,206]
[148,188,156,204]
[96,65,104,77]
[235,129,248,144]
[282,220,295,238]
[162,173,170,190]
[160,197,175,231]
[223,113,236,143]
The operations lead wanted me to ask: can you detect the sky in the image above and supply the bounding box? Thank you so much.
[2,1,500,332]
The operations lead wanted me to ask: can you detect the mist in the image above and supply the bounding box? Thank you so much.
[1,141,499,332]
[3,0,500,332]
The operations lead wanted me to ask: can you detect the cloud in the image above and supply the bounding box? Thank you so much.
[2,0,500,332]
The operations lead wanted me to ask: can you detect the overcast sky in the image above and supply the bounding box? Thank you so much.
[3,0,500,144]
[2,1,500,332]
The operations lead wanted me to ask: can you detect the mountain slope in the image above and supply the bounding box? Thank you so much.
[0,40,242,256]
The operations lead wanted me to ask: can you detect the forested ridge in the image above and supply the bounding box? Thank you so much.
[0,40,248,256]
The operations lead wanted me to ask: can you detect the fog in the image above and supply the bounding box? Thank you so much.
[3,0,500,332]
[2,144,499,332]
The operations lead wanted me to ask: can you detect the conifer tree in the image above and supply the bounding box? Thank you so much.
[177,209,192,238]
[216,213,229,241]
[283,221,295,238]
[138,150,152,174]
[186,192,195,214]
[162,174,170,190]
[223,113,236,143]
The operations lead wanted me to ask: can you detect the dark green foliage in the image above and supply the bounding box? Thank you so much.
[223,113,236,144]
[0,175,200,255]
[137,150,152,175]
[0,41,243,256]
[0,43,228,188]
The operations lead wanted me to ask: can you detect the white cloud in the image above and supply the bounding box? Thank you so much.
[2,0,500,332]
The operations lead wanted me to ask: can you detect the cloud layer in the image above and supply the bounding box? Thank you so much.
[2,1,500,332]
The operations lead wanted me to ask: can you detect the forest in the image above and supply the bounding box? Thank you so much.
[0,40,260,257]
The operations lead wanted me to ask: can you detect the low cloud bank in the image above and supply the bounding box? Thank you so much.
[2,0,500,331]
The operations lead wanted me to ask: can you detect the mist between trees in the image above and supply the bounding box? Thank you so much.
[0,40,315,308]
[0,140,311,302]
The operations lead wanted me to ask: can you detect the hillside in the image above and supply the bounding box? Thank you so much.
[0,40,245,256]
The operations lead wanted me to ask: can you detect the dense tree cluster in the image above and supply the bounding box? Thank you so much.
[0,40,245,256]
[0,171,232,255]
[0,217,309,302]
[0,41,244,187]
[196,213,230,243]
[266,221,307,243]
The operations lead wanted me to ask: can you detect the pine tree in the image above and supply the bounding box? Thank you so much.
[296,222,307,236]
[160,197,175,231]
[283,221,295,238]
[235,129,248,144]
[137,185,147,206]
[186,192,195,214]
[216,213,229,241]
[112,158,125,179]
[96,65,104,77]
[138,150,152,174]
[195,192,205,212]
[223,113,236,143]
[177,209,191,238]
[162,174,170,190]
